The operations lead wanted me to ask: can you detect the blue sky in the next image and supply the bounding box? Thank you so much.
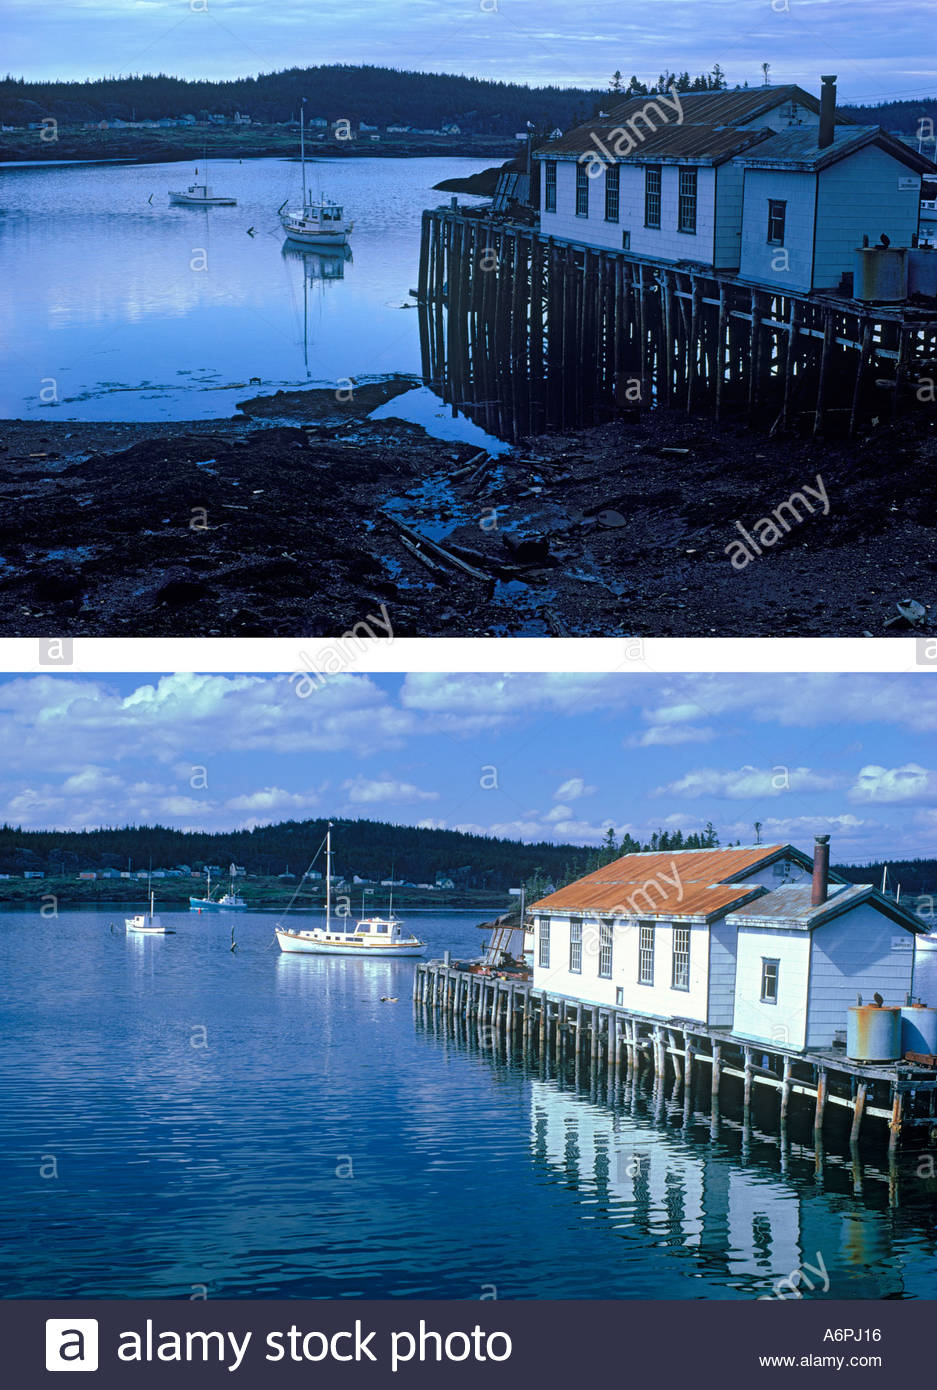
[0,671,935,864]
[5,0,935,103]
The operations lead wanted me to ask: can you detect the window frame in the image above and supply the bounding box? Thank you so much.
[538,917,550,969]
[544,160,557,213]
[767,198,786,245]
[604,164,620,223]
[671,925,690,992]
[678,167,698,235]
[760,957,780,1004]
[598,918,613,979]
[575,163,590,218]
[644,165,662,229]
[638,922,655,986]
[569,916,582,974]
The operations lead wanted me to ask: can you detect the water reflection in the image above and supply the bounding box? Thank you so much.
[416,1007,937,1300]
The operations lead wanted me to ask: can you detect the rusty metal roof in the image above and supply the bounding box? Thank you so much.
[727,882,927,932]
[735,124,937,174]
[531,843,795,919]
[603,85,835,129]
[534,121,771,165]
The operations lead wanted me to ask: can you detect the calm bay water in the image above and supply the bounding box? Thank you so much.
[1,906,936,1300]
[0,156,489,422]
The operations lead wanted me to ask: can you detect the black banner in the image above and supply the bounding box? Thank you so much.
[10,1298,921,1385]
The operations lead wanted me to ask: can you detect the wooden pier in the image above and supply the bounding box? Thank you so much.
[413,959,937,1152]
[418,208,937,441]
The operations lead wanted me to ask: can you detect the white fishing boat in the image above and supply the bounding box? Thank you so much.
[169,149,236,206]
[279,105,353,246]
[275,825,425,957]
[169,182,237,207]
[189,864,247,912]
[125,888,171,935]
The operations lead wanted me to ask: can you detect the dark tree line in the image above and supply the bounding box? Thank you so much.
[0,815,732,892]
[0,64,608,134]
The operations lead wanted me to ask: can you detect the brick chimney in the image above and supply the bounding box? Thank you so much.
[819,75,837,150]
[811,835,831,906]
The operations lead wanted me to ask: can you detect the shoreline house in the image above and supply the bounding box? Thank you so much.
[530,837,926,1052]
[533,78,935,292]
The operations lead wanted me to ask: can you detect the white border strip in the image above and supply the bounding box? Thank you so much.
[0,637,932,674]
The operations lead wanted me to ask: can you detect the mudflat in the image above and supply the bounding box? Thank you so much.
[0,389,934,636]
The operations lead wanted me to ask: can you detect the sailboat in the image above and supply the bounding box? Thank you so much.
[169,146,237,206]
[280,105,354,246]
[275,824,425,956]
[189,864,247,912]
[125,886,172,935]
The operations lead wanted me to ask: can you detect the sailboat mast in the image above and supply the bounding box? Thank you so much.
[300,99,306,207]
[325,822,332,928]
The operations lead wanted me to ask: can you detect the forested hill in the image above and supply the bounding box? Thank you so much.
[1,65,935,136]
[0,65,606,134]
[839,98,937,137]
[0,817,723,890]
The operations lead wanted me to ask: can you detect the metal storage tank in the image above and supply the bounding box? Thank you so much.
[909,247,937,298]
[854,246,908,303]
[913,930,937,1005]
[846,1005,902,1061]
[900,1004,937,1055]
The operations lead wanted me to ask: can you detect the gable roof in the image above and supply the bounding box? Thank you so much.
[726,881,927,933]
[734,124,937,174]
[603,84,844,130]
[531,842,817,921]
[534,121,772,166]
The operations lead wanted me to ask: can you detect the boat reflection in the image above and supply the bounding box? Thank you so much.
[282,243,353,378]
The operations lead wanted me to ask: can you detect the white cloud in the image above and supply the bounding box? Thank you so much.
[850,763,936,804]
[629,725,716,748]
[655,765,840,800]
[342,776,439,805]
[225,787,319,814]
[544,803,573,822]
[554,776,596,800]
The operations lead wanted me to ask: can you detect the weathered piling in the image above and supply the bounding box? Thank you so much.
[418,208,937,440]
[414,960,937,1150]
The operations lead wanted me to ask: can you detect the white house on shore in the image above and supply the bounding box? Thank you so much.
[533,78,935,293]
[530,836,926,1052]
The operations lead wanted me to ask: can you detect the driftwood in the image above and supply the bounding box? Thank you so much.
[383,513,492,582]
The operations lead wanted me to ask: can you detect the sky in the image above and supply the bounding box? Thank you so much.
[1,670,936,865]
[5,0,936,105]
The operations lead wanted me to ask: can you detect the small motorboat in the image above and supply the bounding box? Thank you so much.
[169,182,237,207]
[126,888,172,934]
[281,198,353,246]
[275,825,425,957]
[190,864,246,912]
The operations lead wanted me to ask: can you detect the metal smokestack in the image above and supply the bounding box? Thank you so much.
[819,75,837,150]
[812,835,831,906]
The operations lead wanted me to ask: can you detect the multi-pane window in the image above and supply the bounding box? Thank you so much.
[569,917,582,973]
[576,163,590,217]
[605,165,620,223]
[538,917,550,969]
[678,168,697,234]
[599,919,613,979]
[545,160,557,213]
[761,958,780,1004]
[644,166,661,228]
[767,199,786,245]
[638,923,655,985]
[672,926,690,991]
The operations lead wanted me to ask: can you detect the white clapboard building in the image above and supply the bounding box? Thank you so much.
[530,836,926,1052]
[534,78,934,293]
